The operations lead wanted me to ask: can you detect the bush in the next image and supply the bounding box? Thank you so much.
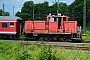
[37,45,58,60]
[16,51,32,60]
[0,41,90,60]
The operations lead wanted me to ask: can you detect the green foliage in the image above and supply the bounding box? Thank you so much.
[0,40,90,60]
[19,35,25,41]
[2,12,10,16]
[0,40,19,53]
[0,41,21,60]
[17,51,32,60]
[15,1,68,21]
[37,45,58,60]
[82,26,90,40]
[56,49,90,60]
[0,9,10,16]
[0,9,2,16]
[16,1,34,21]
[39,37,44,44]
[82,34,90,40]
[68,0,90,26]
[28,44,36,51]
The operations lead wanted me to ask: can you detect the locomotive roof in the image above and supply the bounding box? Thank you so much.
[48,15,66,18]
[0,16,22,20]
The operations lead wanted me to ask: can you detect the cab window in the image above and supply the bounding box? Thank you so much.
[50,17,57,22]
[10,22,14,28]
[2,22,8,28]
[50,18,54,22]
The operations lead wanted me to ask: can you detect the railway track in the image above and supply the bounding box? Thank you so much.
[59,46,90,51]
[2,40,90,51]
[2,37,90,43]
[23,43,90,51]
[82,40,90,43]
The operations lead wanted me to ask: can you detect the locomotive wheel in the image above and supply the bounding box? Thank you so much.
[59,38,68,42]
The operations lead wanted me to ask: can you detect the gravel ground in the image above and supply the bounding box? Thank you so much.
[2,40,90,46]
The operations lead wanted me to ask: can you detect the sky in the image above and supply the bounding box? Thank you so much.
[0,0,74,16]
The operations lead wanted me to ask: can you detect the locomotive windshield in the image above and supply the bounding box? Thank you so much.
[50,17,57,22]
[50,18,54,22]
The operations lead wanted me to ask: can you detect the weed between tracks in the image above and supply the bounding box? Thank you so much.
[82,30,90,41]
[0,40,90,60]
[76,44,90,47]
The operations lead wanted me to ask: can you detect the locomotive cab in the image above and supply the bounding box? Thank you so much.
[49,16,62,29]
[47,14,69,33]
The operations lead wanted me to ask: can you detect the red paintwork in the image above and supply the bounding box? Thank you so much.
[34,21,46,30]
[24,21,33,32]
[24,21,48,33]
[24,14,78,34]
[0,20,18,34]
[49,22,57,32]
[34,30,48,33]
[64,21,77,33]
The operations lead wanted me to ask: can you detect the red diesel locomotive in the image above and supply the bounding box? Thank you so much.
[24,13,82,41]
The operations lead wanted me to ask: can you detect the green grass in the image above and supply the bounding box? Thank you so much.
[0,40,90,60]
[82,30,90,40]
[82,26,90,40]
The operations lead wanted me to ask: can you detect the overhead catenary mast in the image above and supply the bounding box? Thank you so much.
[55,0,59,15]
[83,0,86,30]
[2,3,4,16]
[2,3,4,12]
[57,0,59,14]
[13,6,15,16]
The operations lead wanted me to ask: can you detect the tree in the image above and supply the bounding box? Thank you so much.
[21,1,34,21]
[34,1,49,20]
[15,1,68,21]
[0,9,2,16]
[49,2,68,15]
[15,11,21,17]
[16,1,49,20]
[68,0,90,26]
[59,2,68,15]
[49,2,57,14]
[0,9,10,16]
[2,12,10,16]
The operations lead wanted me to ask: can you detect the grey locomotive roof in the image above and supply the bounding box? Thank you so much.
[0,16,22,20]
